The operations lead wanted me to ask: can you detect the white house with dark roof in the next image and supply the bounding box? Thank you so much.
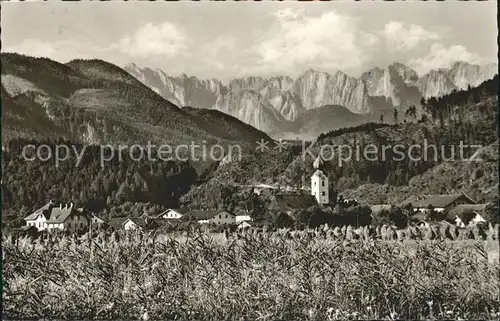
[24,201,95,233]
[159,208,189,220]
[235,210,252,223]
[400,193,476,213]
[24,200,55,230]
[186,209,236,225]
[447,204,488,227]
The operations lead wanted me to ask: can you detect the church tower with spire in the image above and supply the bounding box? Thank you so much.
[311,156,329,204]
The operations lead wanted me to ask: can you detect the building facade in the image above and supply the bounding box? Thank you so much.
[311,156,329,204]
[25,201,96,233]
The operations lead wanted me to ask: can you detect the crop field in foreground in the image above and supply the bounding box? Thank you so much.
[2,232,499,320]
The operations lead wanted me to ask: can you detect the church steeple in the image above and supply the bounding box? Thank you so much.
[312,155,323,170]
[311,156,329,204]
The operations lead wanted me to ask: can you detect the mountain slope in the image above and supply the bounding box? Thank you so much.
[288,105,387,141]
[212,89,294,134]
[1,53,271,150]
[361,62,421,109]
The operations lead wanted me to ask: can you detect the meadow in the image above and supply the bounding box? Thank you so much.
[2,226,499,320]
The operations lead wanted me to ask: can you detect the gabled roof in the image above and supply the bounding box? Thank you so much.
[449,204,488,215]
[46,207,90,224]
[159,207,190,216]
[126,217,147,227]
[91,214,105,223]
[239,220,268,227]
[187,209,233,220]
[24,202,54,220]
[107,217,128,230]
[400,194,476,208]
[272,194,317,212]
[447,204,488,221]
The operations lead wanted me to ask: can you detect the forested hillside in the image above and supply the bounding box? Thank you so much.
[2,74,497,227]
[1,139,199,227]
[1,53,271,149]
[181,76,499,208]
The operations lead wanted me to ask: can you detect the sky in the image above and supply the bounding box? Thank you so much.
[2,1,497,81]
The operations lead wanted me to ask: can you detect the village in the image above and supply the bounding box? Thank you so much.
[20,156,493,237]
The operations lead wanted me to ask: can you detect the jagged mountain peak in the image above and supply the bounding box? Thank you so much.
[123,60,497,136]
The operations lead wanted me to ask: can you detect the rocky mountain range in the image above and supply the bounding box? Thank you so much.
[125,61,497,136]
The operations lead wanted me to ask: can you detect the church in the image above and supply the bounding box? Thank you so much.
[311,156,329,204]
[269,156,330,215]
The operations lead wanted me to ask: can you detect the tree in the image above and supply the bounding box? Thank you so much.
[274,212,294,228]
[393,109,399,124]
[482,203,499,224]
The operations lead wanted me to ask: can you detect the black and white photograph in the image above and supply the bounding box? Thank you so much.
[1,1,499,320]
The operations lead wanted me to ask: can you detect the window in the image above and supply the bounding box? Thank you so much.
[322,181,325,187]
[225,215,228,219]
[321,192,325,196]
[81,222,84,229]
[68,223,71,229]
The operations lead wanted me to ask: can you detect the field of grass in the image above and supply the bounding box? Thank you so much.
[2,231,499,320]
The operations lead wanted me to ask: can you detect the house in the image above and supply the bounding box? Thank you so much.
[400,193,476,213]
[159,207,189,220]
[45,204,92,232]
[107,217,128,230]
[235,210,252,223]
[106,217,146,231]
[237,220,269,232]
[269,193,318,215]
[24,201,55,230]
[237,221,252,229]
[123,218,146,231]
[24,201,93,232]
[90,214,105,228]
[186,209,236,225]
[447,204,488,227]
[253,184,278,196]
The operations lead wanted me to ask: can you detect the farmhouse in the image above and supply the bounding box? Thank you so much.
[107,217,146,230]
[235,210,252,223]
[90,214,105,228]
[107,217,128,230]
[237,220,268,232]
[123,218,146,230]
[24,201,95,232]
[24,201,54,230]
[159,207,189,219]
[186,209,236,225]
[400,193,476,213]
[447,204,488,227]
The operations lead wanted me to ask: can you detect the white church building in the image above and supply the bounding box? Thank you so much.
[311,156,329,204]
